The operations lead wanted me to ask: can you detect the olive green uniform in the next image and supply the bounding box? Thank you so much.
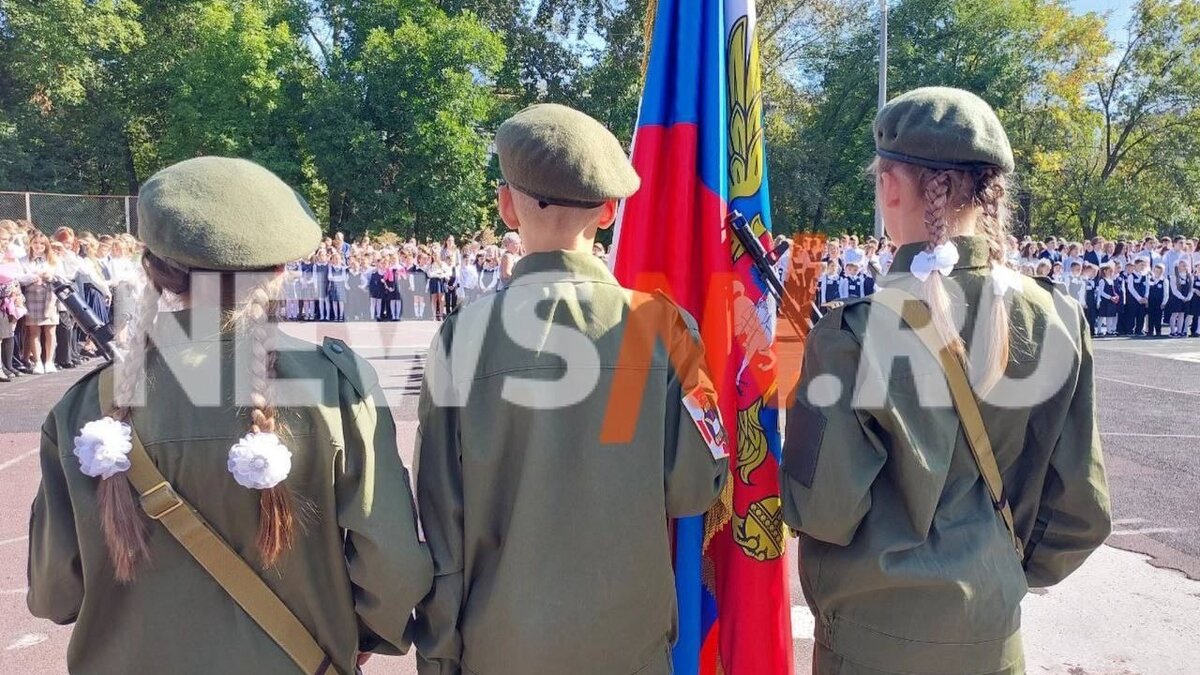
[28,312,433,674]
[781,236,1112,675]
[413,251,729,675]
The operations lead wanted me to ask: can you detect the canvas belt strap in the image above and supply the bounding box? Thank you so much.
[870,288,1025,560]
[98,369,332,675]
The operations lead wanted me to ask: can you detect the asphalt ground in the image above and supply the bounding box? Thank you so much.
[1089,335,1200,578]
[0,322,1197,674]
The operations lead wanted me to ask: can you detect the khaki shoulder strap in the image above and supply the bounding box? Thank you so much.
[98,369,332,675]
[869,289,1025,560]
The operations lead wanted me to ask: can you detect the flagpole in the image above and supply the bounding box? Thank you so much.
[874,0,888,239]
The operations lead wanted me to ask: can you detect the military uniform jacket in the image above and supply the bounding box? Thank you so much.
[780,236,1111,675]
[412,251,729,675]
[28,311,433,675]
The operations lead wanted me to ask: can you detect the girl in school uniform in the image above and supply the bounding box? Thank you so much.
[394,252,413,320]
[1166,261,1192,337]
[312,250,331,321]
[409,251,431,320]
[841,261,875,299]
[1146,263,1168,337]
[299,256,316,321]
[1096,264,1121,336]
[327,253,348,322]
[18,233,64,373]
[282,260,301,320]
[1116,263,1136,335]
[427,252,451,321]
[347,259,370,322]
[385,256,404,321]
[812,260,842,325]
[368,260,389,321]
[1065,261,1086,308]
[478,247,501,296]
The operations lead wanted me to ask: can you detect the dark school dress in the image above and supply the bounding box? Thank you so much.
[368,270,386,300]
[300,262,316,302]
[1166,276,1189,314]
[1098,278,1120,318]
[348,271,371,320]
[843,273,874,299]
[313,263,330,302]
[408,265,429,319]
[327,265,348,303]
[812,274,842,324]
[427,266,447,296]
[383,271,400,320]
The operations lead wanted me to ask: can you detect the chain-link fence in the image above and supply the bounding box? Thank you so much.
[0,191,138,237]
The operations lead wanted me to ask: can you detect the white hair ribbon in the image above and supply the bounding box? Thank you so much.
[910,242,960,282]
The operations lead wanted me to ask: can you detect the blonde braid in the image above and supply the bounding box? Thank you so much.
[971,169,1014,394]
[99,283,161,582]
[917,171,967,360]
[923,171,953,250]
[239,277,296,567]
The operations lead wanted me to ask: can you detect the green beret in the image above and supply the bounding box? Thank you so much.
[137,157,321,271]
[496,104,640,208]
[874,87,1014,173]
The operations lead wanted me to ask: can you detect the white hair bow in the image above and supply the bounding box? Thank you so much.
[989,264,1023,297]
[910,243,960,282]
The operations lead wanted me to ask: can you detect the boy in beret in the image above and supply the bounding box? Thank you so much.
[413,104,729,675]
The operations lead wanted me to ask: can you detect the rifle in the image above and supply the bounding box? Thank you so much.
[52,281,118,361]
[726,211,808,339]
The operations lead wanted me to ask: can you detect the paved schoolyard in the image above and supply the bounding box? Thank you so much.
[0,322,1197,674]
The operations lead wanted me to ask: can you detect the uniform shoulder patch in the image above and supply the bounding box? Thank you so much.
[320,337,379,398]
[681,383,729,460]
[783,401,827,488]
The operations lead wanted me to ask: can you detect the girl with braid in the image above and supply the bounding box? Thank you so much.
[781,88,1110,675]
[28,157,432,675]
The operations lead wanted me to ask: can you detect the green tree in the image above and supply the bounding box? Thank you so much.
[297,1,505,237]
[1058,0,1200,238]
[0,0,144,191]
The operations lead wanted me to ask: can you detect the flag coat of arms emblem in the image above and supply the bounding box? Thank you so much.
[610,1,794,673]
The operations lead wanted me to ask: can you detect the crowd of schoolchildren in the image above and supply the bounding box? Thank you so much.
[0,219,142,383]
[805,232,1200,339]
[1018,235,1200,338]
[278,231,522,322]
[279,232,612,323]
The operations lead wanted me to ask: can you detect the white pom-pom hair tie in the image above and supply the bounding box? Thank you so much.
[74,417,134,479]
[910,242,960,282]
[227,432,293,490]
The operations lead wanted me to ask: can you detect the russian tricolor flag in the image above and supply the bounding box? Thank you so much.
[610,1,793,674]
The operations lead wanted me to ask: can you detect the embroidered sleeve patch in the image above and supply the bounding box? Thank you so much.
[783,402,827,488]
[682,385,729,460]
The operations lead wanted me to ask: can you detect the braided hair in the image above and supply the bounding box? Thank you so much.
[873,157,1014,393]
[96,252,299,581]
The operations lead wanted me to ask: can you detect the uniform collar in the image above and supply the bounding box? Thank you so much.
[891,235,992,274]
[507,250,618,287]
